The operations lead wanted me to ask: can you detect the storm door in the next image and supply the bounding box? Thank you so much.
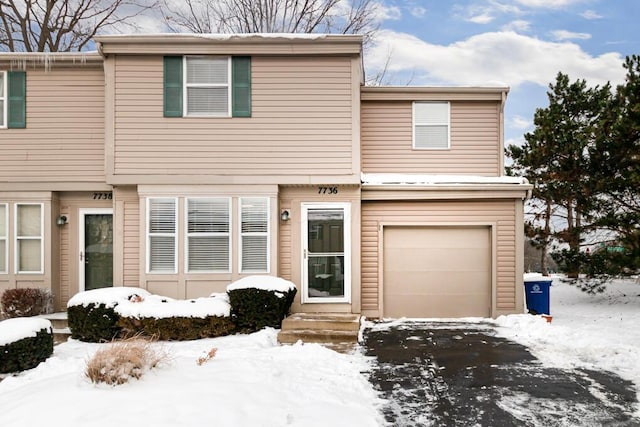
[302,203,351,303]
[79,209,113,291]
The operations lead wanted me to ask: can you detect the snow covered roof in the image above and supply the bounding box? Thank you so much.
[361,173,529,186]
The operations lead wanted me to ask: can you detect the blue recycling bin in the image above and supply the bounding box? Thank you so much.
[524,278,552,315]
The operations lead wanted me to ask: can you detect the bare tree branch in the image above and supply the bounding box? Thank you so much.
[0,0,158,52]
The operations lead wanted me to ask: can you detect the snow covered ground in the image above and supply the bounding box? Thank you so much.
[0,276,638,426]
[495,276,640,417]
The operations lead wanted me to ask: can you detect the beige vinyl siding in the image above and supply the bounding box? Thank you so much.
[361,199,517,317]
[0,67,105,183]
[112,55,354,178]
[361,100,501,175]
[112,186,140,286]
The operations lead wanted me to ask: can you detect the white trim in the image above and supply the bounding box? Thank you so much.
[146,197,178,274]
[0,203,7,273]
[301,202,351,304]
[79,208,113,292]
[184,197,232,274]
[239,197,270,274]
[14,202,44,274]
[0,71,6,128]
[183,55,231,117]
[412,101,450,150]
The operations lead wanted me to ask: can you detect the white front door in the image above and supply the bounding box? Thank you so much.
[301,203,351,303]
[79,208,113,292]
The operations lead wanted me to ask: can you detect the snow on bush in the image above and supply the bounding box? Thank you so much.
[0,317,52,347]
[0,318,53,373]
[226,275,297,294]
[85,338,168,386]
[67,287,152,309]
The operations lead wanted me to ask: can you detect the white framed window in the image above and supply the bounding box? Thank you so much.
[0,203,7,273]
[184,56,231,117]
[413,101,450,149]
[146,198,178,274]
[15,203,43,274]
[0,71,6,128]
[240,197,269,273]
[186,198,231,273]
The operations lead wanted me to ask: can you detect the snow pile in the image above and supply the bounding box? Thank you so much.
[0,329,384,427]
[226,275,297,293]
[67,287,151,309]
[0,317,52,346]
[116,294,230,319]
[67,287,230,319]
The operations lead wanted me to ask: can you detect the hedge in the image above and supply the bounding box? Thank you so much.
[67,303,121,343]
[0,328,53,373]
[227,287,297,332]
[117,315,236,341]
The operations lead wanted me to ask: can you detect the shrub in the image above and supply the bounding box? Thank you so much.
[67,303,121,343]
[117,315,236,341]
[85,338,168,385]
[228,287,297,332]
[1,288,54,318]
[0,327,53,374]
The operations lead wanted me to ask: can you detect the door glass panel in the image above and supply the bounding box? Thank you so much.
[307,209,345,298]
[85,214,113,290]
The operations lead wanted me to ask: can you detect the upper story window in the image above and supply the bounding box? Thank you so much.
[164,56,251,118]
[413,101,450,149]
[0,70,26,129]
[185,57,230,116]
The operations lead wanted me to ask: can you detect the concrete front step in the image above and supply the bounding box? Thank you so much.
[281,313,361,332]
[278,313,361,352]
[278,328,359,344]
[39,312,70,344]
[39,312,68,330]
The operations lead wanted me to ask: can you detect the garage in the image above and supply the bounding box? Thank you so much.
[383,226,492,318]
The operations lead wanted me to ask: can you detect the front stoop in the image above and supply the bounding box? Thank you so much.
[39,312,70,345]
[277,313,361,353]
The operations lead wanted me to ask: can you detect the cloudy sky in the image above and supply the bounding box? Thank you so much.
[364,0,640,148]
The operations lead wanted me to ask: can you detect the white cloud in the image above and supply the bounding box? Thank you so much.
[468,13,495,24]
[502,20,531,32]
[515,0,585,8]
[366,30,625,89]
[409,6,427,18]
[373,3,402,21]
[455,1,523,24]
[580,9,603,19]
[510,115,533,130]
[551,29,591,40]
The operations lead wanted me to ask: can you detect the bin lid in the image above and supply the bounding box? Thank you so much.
[523,273,553,283]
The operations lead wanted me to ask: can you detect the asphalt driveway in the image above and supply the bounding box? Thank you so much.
[363,321,639,427]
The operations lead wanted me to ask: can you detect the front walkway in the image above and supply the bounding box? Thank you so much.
[363,321,638,426]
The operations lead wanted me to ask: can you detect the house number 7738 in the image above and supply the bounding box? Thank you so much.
[318,187,338,194]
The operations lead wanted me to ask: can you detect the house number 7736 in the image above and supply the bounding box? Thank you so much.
[318,187,338,194]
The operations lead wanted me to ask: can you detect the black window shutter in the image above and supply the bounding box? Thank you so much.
[163,56,183,117]
[232,57,251,117]
[8,71,26,128]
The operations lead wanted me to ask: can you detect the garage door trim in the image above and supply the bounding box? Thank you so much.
[378,221,497,318]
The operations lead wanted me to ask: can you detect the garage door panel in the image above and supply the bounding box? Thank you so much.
[383,226,491,318]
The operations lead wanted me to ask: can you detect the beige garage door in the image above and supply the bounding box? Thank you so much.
[383,226,491,318]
